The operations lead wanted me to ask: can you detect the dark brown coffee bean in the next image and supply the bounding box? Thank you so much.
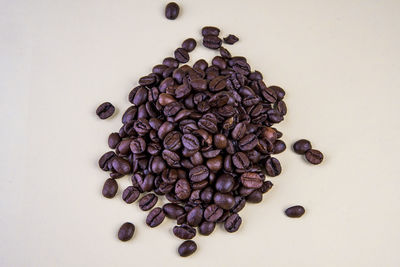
[231,196,246,213]
[219,47,232,59]
[246,189,263,203]
[213,192,235,210]
[206,155,223,172]
[158,121,175,139]
[238,134,258,151]
[112,157,131,175]
[188,165,209,182]
[108,133,121,149]
[186,206,203,227]
[122,186,140,204]
[181,134,200,150]
[212,56,227,69]
[96,102,115,119]
[269,85,286,100]
[231,122,247,140]
[201,26,220,36]
[224,213,242,232]
[98,151,115,171]
[102,178,118,198]
[165,2,179,20]
[293,139,312,154]
[215,173,235,193]
[163,203,185,219]
[265,157,282,177]
[139,193,158,211]
[130,137,146,154]
[163,131,182,151]
[260,180,273,194]
[173,224,196,239]
[174,48,189,63]
[162,150,181,168]
[209,76,227,91]
[146,207,165,227]
[285,205,305,218]
[199,221,215,236]
[305,149,324,164]
[178,240,197,257]
[182,38,197,52]
[158,93,176,106]
[118,222,135,241]
[273,140,286,154]
[175,178,191,200]
[204,204,223,222]
[232,152,250,169]
[150,156,167,173]
[203,35,222,49]
[190,79,207,91]
[223,34,239,45]
[240,172,263,189]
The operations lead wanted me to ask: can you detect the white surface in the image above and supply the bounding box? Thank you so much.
[1,0,400,266]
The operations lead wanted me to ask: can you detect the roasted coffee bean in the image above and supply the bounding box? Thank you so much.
[213,192,235,210]
[178,240,197,257]
[158,121,175,139]
[203,35,222,50]
[130,137,146,154]
[209,76,227,91]
[201,26,220,36]
[219,47,232,59]
[204,204,223,222]
[96,102,115,119]
[212,56,227,70]
[238,134,258,151]
[173,224,196,239]
[215,173,235,193]
[174,48,190,63]
[265,157,282,177]
[102,178,118,198]
[285,205,305,218]
[112,157,131,174]
[122,186,140,204]
[108,133,121,149]
[162,150,181,168]
[182,38,197,52]
[146,207,165,227]
[232,152,250,169]
[231,122,247,140]
[293,139,312,154]
[224,213,242,232]
[139,193,158,211]
[260,180,273,194]
[246,189,263,203]
[175,178,191,200]
[189,165,209,182]
[165,2,179,20]
[305,149,324,164]
[206,155,223,172]
[99,151,115,171]
[163,203,185,219]
[199,221,216,236]
[273,140,286,154]
[151,156,167,173]
[118,222,135,241]
[269,86,286,100]
[223,34,239,45]
[231,196,246,213]
[163,131,182,151]
[186,206,203,226]
[182,134,200,150]
[213,134,228,149]
[240,172,263,189]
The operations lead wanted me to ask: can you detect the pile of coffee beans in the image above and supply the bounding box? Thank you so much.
[96,25,324,257]
[293,139,324,165]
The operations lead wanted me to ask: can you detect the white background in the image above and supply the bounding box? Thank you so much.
[1,0,400,266]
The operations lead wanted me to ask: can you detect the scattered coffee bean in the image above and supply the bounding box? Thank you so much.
[96,102,115,119]
[146,207,165,227]
[178,240,197,257]
[139,193,158,211]
[173,224,196,239]
[182,38,197,52]
[118,222,135,241]
[285,205,305,218]
[224,213,242,232]
[201,26,220,36]
[305,149,324,165]
[122,186,140,204]
[165,2,179,20]
[102,178,118,198]
[199,221,216,235]
[223,34,239,45]
[293,139,312,154]
[203,35,222,50]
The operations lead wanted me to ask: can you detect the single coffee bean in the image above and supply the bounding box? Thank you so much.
[213,134,228,149]
[108,133,121,149]
[204,204,223,222]
[260,180,273,194]
[112,157,131,175]
[130,137,146,154]
[199,221,216,236]
[165,2,179,20]
[174,48,190,63]
[213,192,235,210]
[231,122,247,140]
[186,205,203,227]
[293,139,312,154]
[246,189,263,203]
[118,222,135,241]
[231,196,246,213]
[122,186,140,204]
[175,178,191,200]
[224,213,242,232]
[173,224,196,239]
[163,131,182,151]
[305,149,324,164]
[223,34,239,45]
[189,165,209,182]
[238,134,258,151]
[96,102,115,119]
[151,155,168,173]
[182,134,200,150]
[203,35,222,50]
[146,207,165,227]
[206,155,223,172]
[201,26,220,36]
[265,157,282,177]
[215,173,235,193]
[133,86,148,105]
[102,178,118,198]
[232,152,250,169]
[273,140,286,154]
[178,240,197,257]
[182,38,197,52]
[219,47,232,59]
[139,193,158,211]
[240,172,263,189]
[163,203,185,219]
[269,85,286,100]
[98,151,115,171]
[285,205,305,218]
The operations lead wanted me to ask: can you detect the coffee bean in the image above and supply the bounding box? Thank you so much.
[209,76,227,91]
[246,189,263,203]
[162,150,181,168]
[182,38,197,52]
[265,157,281,177]
[223,34,239,45]
[175,178,191,200]
[98,151,115,171]
[122,186,140,203]
[186,206,203,226]
[112,157,131,175]
[293,139,312,154]
[96,102,115,119]
[178,240,197,257]
[285,205,305,218]
[213,192,235,210]
[231,122,247,140]
[199,221,215,236]
[102,178,118,198]
[224,213,242,232]
[231,196,246,213]
[213,134,228,149]
[203,35,222,50]
[269,86,286,100]
[130,137,146,154]
[215,173,235,193]
[273,140,286,154]
[146,207,165,227]
[305,149,324,164]
[182,134,200,150]
[238,134,258,151]
[118,222,135,241]
[173,224,196,239]
[193,59,208,70]
[163,131,182,151]
[219,47,232,59]
[189,165,209,182]
[165,2,179,20]
[108,133,121,149]
[240,172,263,189]
[163,203,185,219]
[201,26,220,36]
[260,180,273,194]
[232,152,250,169]
[139,193,158,211]
[174,48,189,63]
[150,155,167,173]
[204,204,223,222]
